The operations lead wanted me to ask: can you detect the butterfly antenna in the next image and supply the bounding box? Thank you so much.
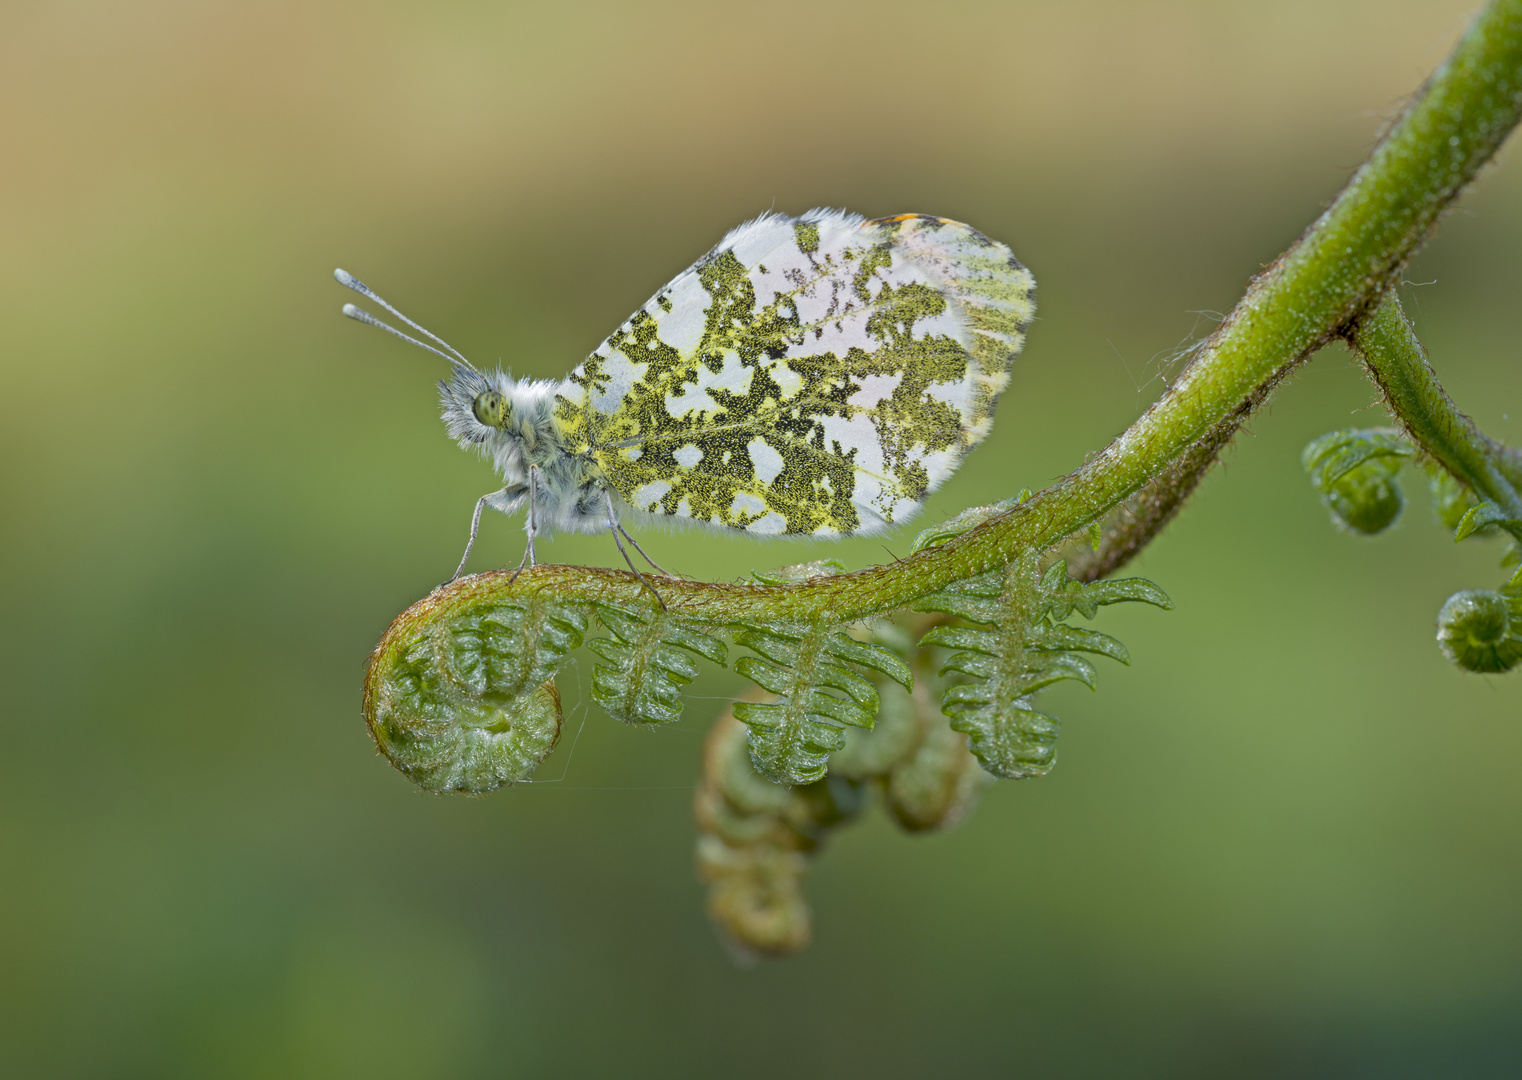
[338,302,471,368]
[333,268,479,373]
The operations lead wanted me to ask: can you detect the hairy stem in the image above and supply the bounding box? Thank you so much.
[1349,292,1522,517]
[1067,411,1247,584]
[376,0,1522,639]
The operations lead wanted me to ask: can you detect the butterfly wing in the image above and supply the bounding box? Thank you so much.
[554,209,1035,536]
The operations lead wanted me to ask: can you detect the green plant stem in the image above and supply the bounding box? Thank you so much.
[1067,411,1247,584]
[1350,293,1522,517]
[379,0,1522,636]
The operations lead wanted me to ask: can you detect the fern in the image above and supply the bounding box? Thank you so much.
[1428,465,1480,532]
[831,622,995,833]
[826,624,927,781]
[916,552,1170,779]
[1302,427,1414,535]
[880,701,993,833]
[1303,425,1522,666]
[909,493,1029,554]
[696,617,993,957]
[1437,566,1522,673]
[1454,501,1522,544]
[731,621,914,786]
[364,599,587,793]
[586,603,727,726]
[694,704,866,957]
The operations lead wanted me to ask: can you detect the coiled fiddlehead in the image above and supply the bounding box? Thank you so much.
[696,617,992,957]
[363,597,586,793]
[1302,418,1522,673]
[1302,428,1414,535]
[1437,568,1522,673]
[694,701,866,958]
[915,552,1171,779]
[1429,465,1482,532]
[830,619,994,832]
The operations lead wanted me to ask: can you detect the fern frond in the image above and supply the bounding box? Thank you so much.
[750,559,848,585]
[910,492,1030,554]
[731,621,912,785]
[586,603,727,726]
[1428,465,1480,531]
[880,695,994,833]
[1454,501,1522,544]
[915,552,1169,780]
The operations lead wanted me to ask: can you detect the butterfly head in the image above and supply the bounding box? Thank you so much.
[439,366,569,484]
[439,365,513,447]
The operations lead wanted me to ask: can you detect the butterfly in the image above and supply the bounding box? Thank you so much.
[335,209,1034,593]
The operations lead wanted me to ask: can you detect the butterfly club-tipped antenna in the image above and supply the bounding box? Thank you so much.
[333,268,479,373]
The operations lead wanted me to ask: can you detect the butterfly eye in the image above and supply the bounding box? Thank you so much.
[472,391,508,427]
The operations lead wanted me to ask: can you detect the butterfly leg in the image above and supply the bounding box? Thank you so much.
[504,546,533,588]
[525,466,540,568]
[616,524,678,578]
[507,467,541,588]
[605,491,665,610]
[447,486,510,585]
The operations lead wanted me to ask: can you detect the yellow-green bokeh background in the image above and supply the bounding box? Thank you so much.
[5,1,1522,1074]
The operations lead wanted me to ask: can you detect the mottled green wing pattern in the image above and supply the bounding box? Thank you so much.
[554,209,1035,536]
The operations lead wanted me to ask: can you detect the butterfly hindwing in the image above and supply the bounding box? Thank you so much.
[554,209,1035,536]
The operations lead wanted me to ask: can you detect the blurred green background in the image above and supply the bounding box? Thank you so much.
[3,0,1522,1075]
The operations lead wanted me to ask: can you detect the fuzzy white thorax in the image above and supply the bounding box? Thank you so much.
[438,367,611,537]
